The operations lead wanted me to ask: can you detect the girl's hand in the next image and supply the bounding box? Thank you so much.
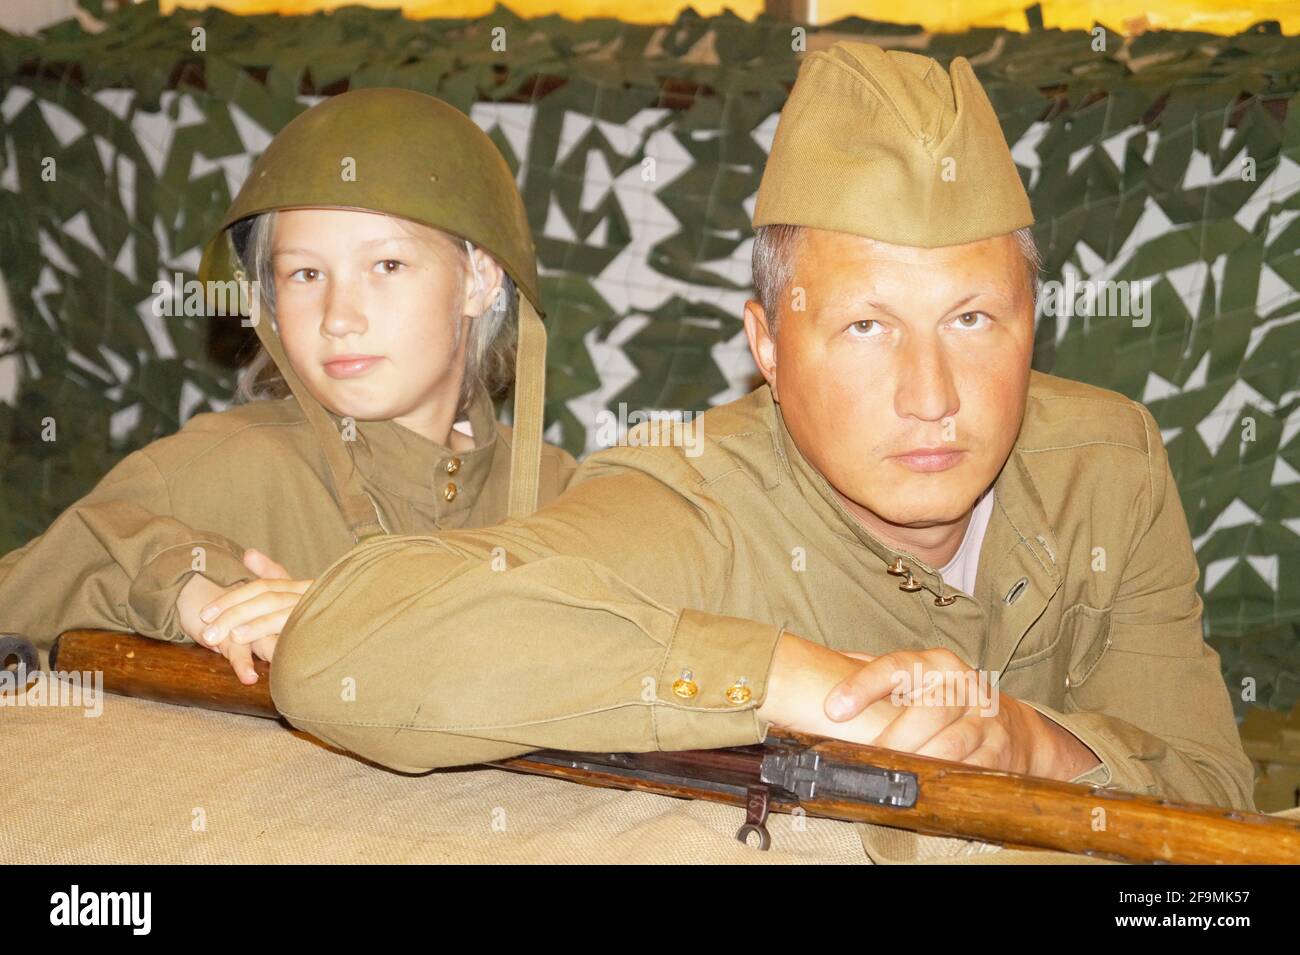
[188,550,313,685]
[175,571,262,684]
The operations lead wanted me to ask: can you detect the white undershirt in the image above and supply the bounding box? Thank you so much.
[936,486,996,597]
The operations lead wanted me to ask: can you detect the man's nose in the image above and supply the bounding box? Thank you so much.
[894,333,960,424]
[320,273,369,339]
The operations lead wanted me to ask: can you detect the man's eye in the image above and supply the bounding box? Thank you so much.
[375,259,406,275]
[953,311,990,329]
[848,319,881,337]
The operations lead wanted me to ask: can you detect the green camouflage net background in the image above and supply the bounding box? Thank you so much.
[0,2,1296,714]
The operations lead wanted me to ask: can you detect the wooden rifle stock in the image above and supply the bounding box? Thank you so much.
[32,628,1300,864]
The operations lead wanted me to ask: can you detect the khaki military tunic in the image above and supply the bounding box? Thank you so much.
[0,385,576,649]
[270,369,1257,861]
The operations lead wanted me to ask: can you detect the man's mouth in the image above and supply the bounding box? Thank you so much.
[890,447,966,473]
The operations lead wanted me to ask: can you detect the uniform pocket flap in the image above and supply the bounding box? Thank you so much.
[1064,604,1112,690]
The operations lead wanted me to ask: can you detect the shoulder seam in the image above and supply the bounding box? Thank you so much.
[1027,393,1136,405]
[137,447,174,515]
[1138,402,1157,513]
[1019,440,1147,456]
[1020,392,1148,455]
[699,431,767,488]
[154,417,314,478]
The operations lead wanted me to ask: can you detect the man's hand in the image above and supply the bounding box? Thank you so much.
[174,549,313,685]
[823,646,1101,779]
[755,634,902,745]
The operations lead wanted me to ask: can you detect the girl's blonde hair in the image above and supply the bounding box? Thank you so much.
[232,210,519,419]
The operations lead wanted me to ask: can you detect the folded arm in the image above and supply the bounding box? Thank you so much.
[0,449,255,647]
[270,455,904,771]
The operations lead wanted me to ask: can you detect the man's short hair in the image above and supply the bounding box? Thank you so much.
[751,224,1042,335]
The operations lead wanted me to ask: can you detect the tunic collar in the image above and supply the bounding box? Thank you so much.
[325,383,500,524]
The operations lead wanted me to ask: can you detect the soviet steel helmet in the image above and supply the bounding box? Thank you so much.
[198,88,548,535]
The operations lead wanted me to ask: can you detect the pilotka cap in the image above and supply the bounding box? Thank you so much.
[752,42,1034,247]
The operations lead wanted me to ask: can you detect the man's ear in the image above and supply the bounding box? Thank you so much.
[743,298,779,402]
[463,247,505,319]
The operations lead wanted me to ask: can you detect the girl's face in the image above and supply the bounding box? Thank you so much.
[269,207,501,442]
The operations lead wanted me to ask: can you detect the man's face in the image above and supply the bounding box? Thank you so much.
[746,227,1035,533]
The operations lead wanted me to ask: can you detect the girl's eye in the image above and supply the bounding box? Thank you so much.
[375,259,405,275]
[848,319,882,338]
[288,268,321,283]
[953,311,990,330]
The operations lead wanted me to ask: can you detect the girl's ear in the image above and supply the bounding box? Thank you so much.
[463,244,506,319]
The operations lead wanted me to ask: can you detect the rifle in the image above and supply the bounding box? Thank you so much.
[20,628,1300,864]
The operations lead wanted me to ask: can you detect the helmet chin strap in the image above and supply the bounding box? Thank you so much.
[232,249,386,544]
[509,296,546,518]
[465,237,544,517]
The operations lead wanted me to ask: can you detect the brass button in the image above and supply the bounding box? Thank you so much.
[672,670,699,699]
[724,679,752,705]
[443,482,458,502]
[934,593,957,607]
[885,556,906,576]
[898,571,923,592]
[446,457,461,475]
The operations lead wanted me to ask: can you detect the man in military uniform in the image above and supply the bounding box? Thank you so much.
[268,44,1255,863]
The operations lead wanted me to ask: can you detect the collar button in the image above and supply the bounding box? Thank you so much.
[446,457,461,475]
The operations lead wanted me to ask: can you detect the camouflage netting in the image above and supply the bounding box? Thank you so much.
[0,2,1296,713]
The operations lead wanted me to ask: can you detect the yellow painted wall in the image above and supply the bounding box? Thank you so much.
[165,0,765,22]
[816,0,1300,34]
[162,0,1300,34]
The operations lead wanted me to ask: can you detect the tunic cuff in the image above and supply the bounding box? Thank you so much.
[651,609,784,751]
[129,541,255,643]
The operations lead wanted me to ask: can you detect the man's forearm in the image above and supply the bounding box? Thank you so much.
[1016,699,1257,809]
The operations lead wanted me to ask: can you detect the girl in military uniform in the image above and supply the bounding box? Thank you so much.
[0,88,574,684]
